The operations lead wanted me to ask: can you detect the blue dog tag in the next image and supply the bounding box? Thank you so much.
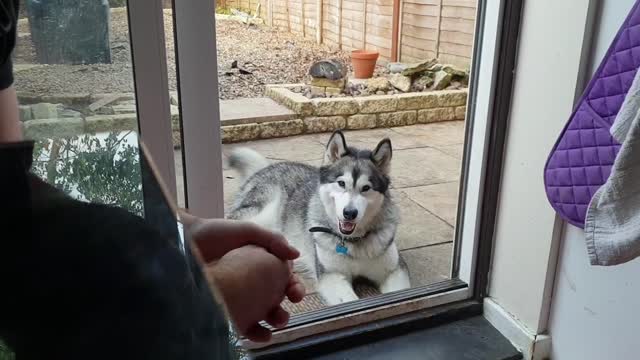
[336,244,348,255]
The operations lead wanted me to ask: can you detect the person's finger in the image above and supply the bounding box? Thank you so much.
[237,222,299,260]
[194,219,299,262]
[177,209,200,227]
[286,273,305,303]
[265,305,290,329]
[286,282,306,303]
[244,323,272,343]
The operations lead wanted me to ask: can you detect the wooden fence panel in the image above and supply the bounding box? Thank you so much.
[399,1,439,63]
[221,0,476,66]
[438,1,475,67]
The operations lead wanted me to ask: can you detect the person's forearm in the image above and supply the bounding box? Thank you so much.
[0,86,21,143]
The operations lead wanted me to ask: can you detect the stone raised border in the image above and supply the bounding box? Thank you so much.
[17,86,467,145]
[220,84,467,143]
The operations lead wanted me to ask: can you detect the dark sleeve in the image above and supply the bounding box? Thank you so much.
[0,142,235,359]
[0,0,19,90]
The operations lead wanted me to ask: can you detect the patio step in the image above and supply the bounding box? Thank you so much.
[220,97,296,126]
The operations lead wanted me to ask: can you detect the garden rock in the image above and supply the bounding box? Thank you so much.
[387,62,409,74]
[414,74,435,90]
[309,59,347,80]
[433,70,453,90]
[367,77,390,92]
[443,65,469,84]
[401,59,438,77]
[389,74,412,92]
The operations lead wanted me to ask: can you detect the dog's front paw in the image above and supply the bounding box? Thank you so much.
[317,273,359,306]
[380,268,411,294]
[322,289,359,306]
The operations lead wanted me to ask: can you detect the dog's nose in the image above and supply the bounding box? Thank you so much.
[343,208,358,220]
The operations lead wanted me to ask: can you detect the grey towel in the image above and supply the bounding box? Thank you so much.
[585,69,640,266]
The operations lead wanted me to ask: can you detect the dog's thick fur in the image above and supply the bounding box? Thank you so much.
[228,131,410,305]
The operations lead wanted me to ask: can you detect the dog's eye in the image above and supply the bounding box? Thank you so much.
[362,185,371,192]
[337,180,346,188]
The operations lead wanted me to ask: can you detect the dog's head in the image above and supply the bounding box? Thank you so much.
[318,131,392,236]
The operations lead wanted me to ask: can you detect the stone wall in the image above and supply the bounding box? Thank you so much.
[18,87,467,145]
[214,84,467,143]
[18,92,181,142]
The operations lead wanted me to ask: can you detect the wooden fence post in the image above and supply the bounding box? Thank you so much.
[287,0,291,32]
[316,0,323,43]
[435,0,443,58]
[338,0,343,49]
[302,0,306,37]
[362,0,368,50]
[390,0,401,61]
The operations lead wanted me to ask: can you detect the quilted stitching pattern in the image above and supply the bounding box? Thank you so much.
[544,1,640,228]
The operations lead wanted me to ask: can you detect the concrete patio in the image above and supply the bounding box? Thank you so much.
[176,121,464,313]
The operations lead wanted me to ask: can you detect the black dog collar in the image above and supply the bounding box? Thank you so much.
[308,226,369,242]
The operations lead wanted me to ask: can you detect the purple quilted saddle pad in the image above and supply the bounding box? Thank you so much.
[544,0,640,228]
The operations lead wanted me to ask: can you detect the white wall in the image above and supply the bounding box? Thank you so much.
[487,0,591,334]
[548,1,640,359]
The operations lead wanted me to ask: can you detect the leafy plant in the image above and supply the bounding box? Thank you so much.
[31,131,144,216]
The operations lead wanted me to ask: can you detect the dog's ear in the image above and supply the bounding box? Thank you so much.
[324,131,348,164]
[372,138,392,173]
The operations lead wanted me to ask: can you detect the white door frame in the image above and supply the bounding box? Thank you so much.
[127,0,177,201]
[172,0,225,219]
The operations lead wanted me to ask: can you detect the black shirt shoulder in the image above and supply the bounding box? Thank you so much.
[0,0,19,89]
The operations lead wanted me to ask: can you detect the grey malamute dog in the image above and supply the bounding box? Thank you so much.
[227,131,410,305]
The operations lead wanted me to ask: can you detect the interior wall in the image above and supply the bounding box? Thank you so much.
[486,0,590,334]
[548,1,640,359]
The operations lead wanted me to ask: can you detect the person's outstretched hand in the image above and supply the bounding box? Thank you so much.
[181,213,305,342]
[180,213,299,262]
[207,245,301,342]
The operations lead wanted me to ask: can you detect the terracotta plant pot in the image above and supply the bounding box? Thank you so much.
[351,50,379,79]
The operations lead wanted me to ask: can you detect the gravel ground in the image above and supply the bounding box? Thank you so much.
[13,8,381,99]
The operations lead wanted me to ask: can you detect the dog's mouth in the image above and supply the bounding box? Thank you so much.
[338,220,357,235]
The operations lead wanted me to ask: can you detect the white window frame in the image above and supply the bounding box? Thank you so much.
[157,0,508,348]
[127,0,177,202]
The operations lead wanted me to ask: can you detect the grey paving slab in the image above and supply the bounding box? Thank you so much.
[391,147,462,188]
[436,143,464,160]
[219,97,296,125]
[389,121,465,148]
[223,133,326,162]
[401,242,453,287]
[394,191,454,250]
[401,182,460,226]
